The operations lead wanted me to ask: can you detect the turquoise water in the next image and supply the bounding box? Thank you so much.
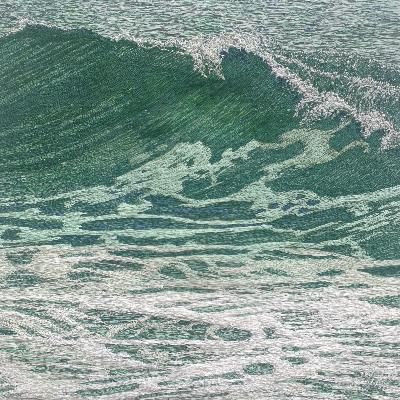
[0,2,399,399]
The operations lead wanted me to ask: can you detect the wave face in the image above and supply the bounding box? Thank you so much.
[0,25,399,399]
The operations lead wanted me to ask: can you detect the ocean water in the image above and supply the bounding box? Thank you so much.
[0,1,399,399]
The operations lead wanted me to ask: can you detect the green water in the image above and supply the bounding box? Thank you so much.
[0,1,399,399]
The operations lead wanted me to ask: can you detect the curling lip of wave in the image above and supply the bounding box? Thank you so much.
[2,22,400,151]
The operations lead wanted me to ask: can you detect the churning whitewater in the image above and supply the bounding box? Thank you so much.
[0,10,399,400]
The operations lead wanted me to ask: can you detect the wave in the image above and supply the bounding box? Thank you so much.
[1,25,400,260]
[1,23,400,400]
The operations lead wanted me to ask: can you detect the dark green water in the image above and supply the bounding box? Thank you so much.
[0,2,399,399]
